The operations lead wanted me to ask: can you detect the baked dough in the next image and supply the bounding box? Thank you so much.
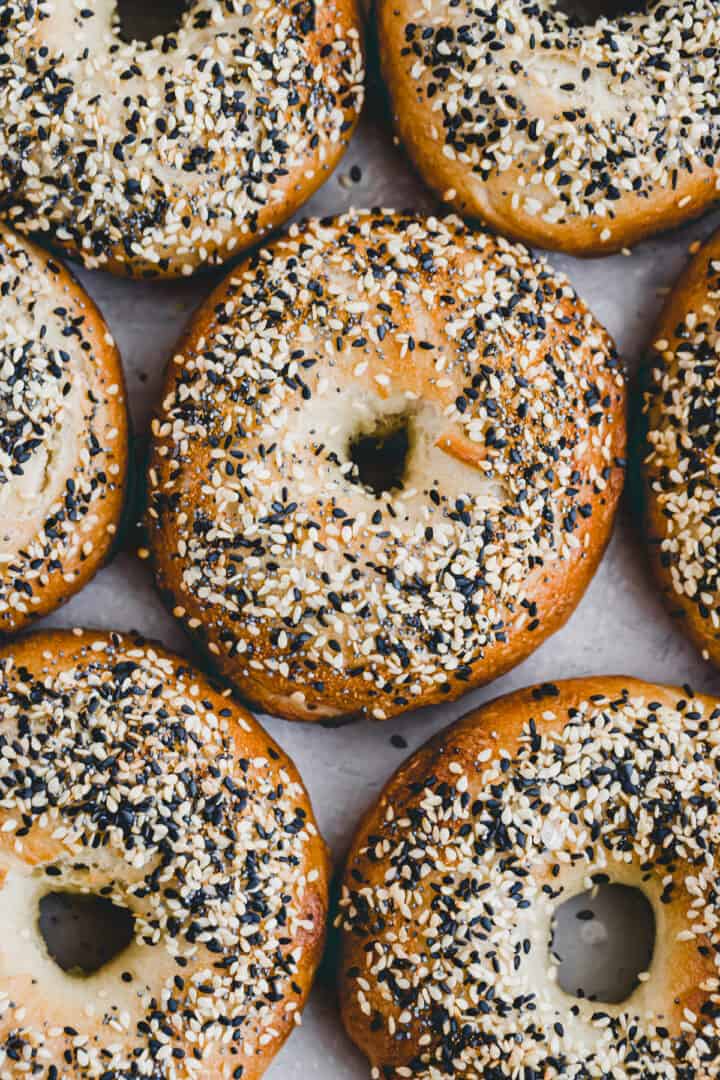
[339,676,720,1077]
[0,629,328,1079]
[378,0,720,254]
[642,228,720,664]
[0,0,364,276]
[0,224,128,632]
[147,210,626,721]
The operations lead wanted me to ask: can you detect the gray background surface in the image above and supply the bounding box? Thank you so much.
[36,10,720,1073]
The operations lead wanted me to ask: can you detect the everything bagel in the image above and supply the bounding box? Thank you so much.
[0,0,364,277]
[641,228,720,665]
[0,629,328,1079]
[146,210,626,722]
[378,0,720,254]
[0,224,127,633]
[338,676,720,1077]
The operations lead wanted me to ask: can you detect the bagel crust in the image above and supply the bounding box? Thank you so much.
[0,629,329,1079]
[146,210,626,722]
[338,676,720,1077]
[641,229,720,666]
[0,225,128,633]
[0,1,364,277]
[378,0,720,254]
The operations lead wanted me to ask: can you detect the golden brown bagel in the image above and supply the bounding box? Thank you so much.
[146,210,626,722]
[641,229,720,666]
[338,676,720,1078]
[378,0,720,255]
[0,225,128,633]
[0,628,329,1079]
[0,0,364,277]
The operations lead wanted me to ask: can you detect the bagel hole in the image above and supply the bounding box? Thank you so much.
[555,0,643,24]
[551,883,655,1003]
[348,415,411,496]
[39,892,135,976]
[115,0,188,44]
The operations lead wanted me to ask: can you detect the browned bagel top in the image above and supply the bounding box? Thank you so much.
[0,0,364,277]
[338,676,720,1078]
[378,0,720,253]
[0,629,328,1079]
[147,210,626,721]
[0,225,128,633]
[642,229,720,665]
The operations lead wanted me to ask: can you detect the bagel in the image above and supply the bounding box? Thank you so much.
[0,0,364,277]
[0,628,328,1079]
[146,210,626,722]
[378,0,720,255]
[0,224,127,634]
[641,228,720,666]
[338,675,720,1078]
